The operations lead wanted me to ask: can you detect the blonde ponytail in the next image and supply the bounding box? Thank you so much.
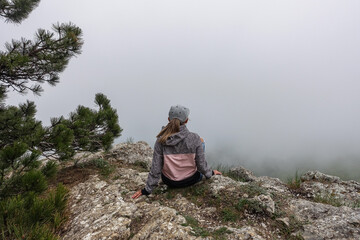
[157,118,181,144]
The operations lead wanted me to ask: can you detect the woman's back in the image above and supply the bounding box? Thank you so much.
[131,104,221,199]
[160,125,202,181]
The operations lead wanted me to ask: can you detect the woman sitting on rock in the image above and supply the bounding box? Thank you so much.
[132,105,222,199]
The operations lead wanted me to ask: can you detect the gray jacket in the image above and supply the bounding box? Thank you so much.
[145,125,213,193]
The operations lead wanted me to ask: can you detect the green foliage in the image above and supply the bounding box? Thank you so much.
[313,193,343,207]
[353,200,360,208]
[0,0,40,23]
[1,169,47,198]
[182,215,210,237]
[287,171,302,190]
[80,158,115,177]
[226,171,246,182]
[236,198,267,214]
[0,1,122,239]
[183,215,199,227]
[0,93,121,195]
[182,215,232,239]
[215,184,268,222]
[133,160,148,172]
[160,183,210,206]
[274,215,305,240]
[126,137,135,144]
[240,182,267,198]
[212,227,232,240]
[0,184,68,239]
[221,207,238,222]
[21,169,48,193]
[41,161,58,179]
[0,22,83,95]
[44,94,122,161]
[27,223,59,240]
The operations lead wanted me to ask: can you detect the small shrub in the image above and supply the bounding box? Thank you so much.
[213,227,232,239]
[191,184,207,196]
[288,215,305,233]
[182,215,210,237]
[287,171,302,190]
[51,183,69,215]
[226,171,246,182]
[90,158,108,168]
[352,199,360,208]
[273,214,306,240]
[27,193,54,224]
[165,190,175,200]
[19,170,47,194]
[192,227,210,237]
[183,215,198,227]
[290,233,305,240]
[221,207,238,222]
[41,161,58,179]
[152,187,165,195]
[240,183,267,197]
[134,160,148,171]
[179,183,209,198]
[313,193,342,207]
[100,165,115,177]
[236,198,267,215]
[89,158,115,177]
[0,195,25,227]
[28,223,58,240]
[0,184,68,239]
[126,137,135,144]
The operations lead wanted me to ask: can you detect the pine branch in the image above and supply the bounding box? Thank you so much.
[0,22,83,95]
[0,0,41,23]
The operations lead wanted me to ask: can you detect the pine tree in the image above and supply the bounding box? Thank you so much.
[0,0,40,23]
[0,1,122,238]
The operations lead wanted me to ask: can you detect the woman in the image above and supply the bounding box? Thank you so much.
[132,105,221,199]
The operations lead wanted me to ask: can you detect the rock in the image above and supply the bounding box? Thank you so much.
[300,171,360,207]
[62,174,197,240]
[229,166,257,182]
[131,203,195,240]
[225,226,265,240]
[276,217,290,227]
[254,194,275,214]
[60,141,360,240]
[301,170,341,183]
[108,141,153,170]
[62,175,137,240]
[209,174,247,195]
[257,176,291,194]
[72,151,105,165]
[290,199,360,240]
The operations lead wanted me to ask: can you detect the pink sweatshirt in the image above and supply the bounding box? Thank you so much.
[144,125,213,193]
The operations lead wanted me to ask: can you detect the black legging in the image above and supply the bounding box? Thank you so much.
[161,171,203,188]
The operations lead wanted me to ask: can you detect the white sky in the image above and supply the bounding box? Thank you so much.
[1,0,360,176]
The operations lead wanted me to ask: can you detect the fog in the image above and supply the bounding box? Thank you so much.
[1,1,360,180]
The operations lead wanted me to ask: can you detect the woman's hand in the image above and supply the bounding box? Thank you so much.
[132,190,142,199]
[213,170,222,175]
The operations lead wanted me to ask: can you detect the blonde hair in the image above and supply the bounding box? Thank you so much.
[157,118,181,144]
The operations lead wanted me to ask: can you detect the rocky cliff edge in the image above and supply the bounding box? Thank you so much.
[59,141,360,240]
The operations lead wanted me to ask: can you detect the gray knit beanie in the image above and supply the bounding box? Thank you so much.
[168,105,190,123]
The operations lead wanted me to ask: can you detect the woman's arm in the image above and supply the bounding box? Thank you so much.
[195,137,214,178]
[195,137,222,177]
[132,140,163,199]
